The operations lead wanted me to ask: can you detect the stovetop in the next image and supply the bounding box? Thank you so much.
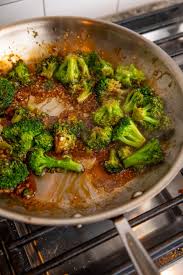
[0,3,183,275]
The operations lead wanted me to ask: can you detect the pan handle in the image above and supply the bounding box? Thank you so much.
[114,216,159,275]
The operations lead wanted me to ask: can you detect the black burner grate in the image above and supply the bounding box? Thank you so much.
[0,3,183,275]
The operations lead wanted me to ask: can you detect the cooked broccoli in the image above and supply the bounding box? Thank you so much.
[29,148,84,176]
[37,56,59,79]
[67,120,85,137]
[85,126,112,151]
[104,148,123,173]
[137,86,155,105]
[11,107,28,123]
[2,118,44,157]
[0,159,29,189]
[83,52,114,77]
[55,54,79,84]
[75,80,93,103]
[8,60,31,86]
[77,56,90,79]
[115,64,145,87]
[34,131,53,151]
[0,77,15,115]
[0,138,12,152]
[93,99,123,127]
[95,77,124,102]
[54,123,77,153]
[113,117,146,148]
[118,145,133,161]
[132,95,165,131]
[123,138,164,168]
[123,90,143,114]
[55,54,90,85]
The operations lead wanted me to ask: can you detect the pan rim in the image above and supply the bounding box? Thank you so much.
[0,15,183,225]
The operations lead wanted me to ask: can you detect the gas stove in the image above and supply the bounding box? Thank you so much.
[0,3,183,275]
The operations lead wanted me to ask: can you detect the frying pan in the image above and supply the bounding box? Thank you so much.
[0,17,183,274]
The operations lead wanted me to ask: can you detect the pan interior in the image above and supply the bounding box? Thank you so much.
[0,17,182,223]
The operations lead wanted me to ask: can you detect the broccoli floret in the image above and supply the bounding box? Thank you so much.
[93,99,123,127]
[37,56,59,79]
[85,126,112,151]
[34,131,53,151]
[83,52,114,77]
[11,107,28,123]
[0,138,12,152]
[55,54,79,84]
[118,145,133,161]
[29,148,84,176]
[0,159,29,189]
[54,123,77,153]
[77,56,90,79]
[68,120,85,137]
[8,60,31,86]
[132,96,164,131]
[123,138,164,168]
[138,86,154,97]
[0,78,15,115]
[160,114,172,130]
[2,118,44,157]
[115,64,145,87]
[95,77,124,102]
[75,80,93,103]
[77,81,93,103]
[55,54,90,85]
[113,117,146,148]
[123,90,143,114]
[104,148,123,173]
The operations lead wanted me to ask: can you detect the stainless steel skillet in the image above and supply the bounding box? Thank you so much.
[0,17,183,275]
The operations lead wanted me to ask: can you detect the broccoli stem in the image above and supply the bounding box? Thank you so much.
[29,149,84,176]
[46,155,83,172]
[77,90,92,103]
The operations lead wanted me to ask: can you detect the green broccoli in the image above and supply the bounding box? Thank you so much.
[34,131,53,151]
[76,80,93,103]
[8,60,31,86]
[2,118,44,157]
[55,54,79,84]
[132,95,165,131]
[77,56,90,79]
[85,126,112,151]
[118,145,133,161]
[115,64,145,87]
[83,52,114,77]
[123,138,164,168]
[93,99,123,127]
[55,54,90,85]
[138,86,154,98]
[29,148,84,176]
[123,90,143,114]
[95,77,124,102]
[37,56,59,79]
[54,123,77,153]
[11,107,29,123]
[0,138,12,152]
[0,77,15,115]
[104,148,123,173]
[113,117,146,148]
[0,159,29,189]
